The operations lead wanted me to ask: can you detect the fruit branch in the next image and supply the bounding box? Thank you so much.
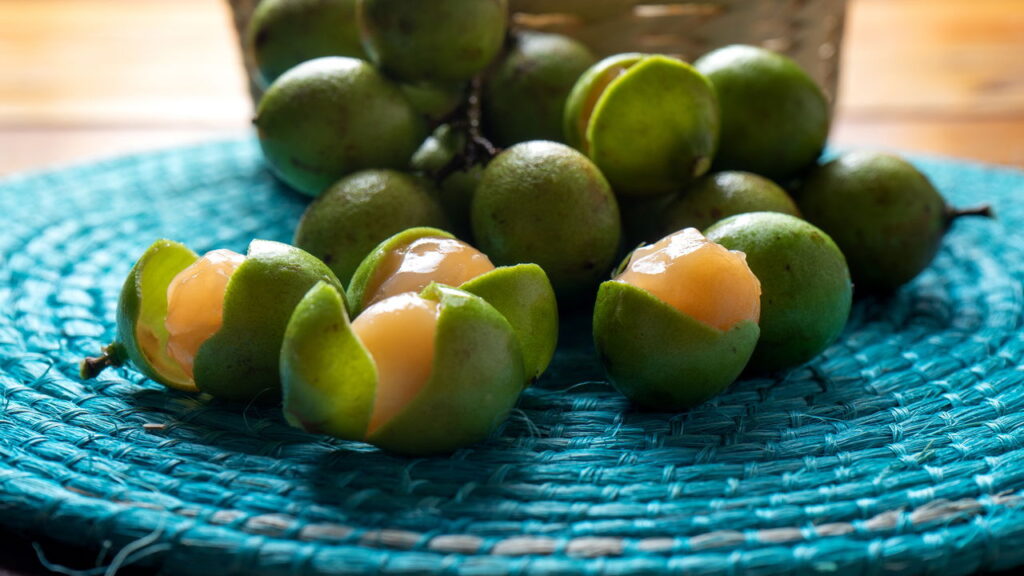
[79,343,125,380]
[436,76,500,182]
[946,204,995,226]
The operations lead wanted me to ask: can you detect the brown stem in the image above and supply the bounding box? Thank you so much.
[435,76,501,183]
[946,204,995,227]
[79,343,125,380]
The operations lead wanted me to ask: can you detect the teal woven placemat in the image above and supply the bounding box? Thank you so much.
[1,139,1023,575]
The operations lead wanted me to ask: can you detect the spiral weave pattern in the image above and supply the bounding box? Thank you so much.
[1,140,1023,575]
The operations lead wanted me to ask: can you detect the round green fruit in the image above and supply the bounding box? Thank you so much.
[705,212,852,372]
[281,282,525,455]
[483,31,596,147]
[471,141,622,298]
[658,171,801,235]
[564,53,719,196]
[695,44,829,180]
[293,169,449,285]
[400,81,467,123]
[358,0,509,83]
[247,0,366,87]
[796,151,992,293]
[255,57,426,197]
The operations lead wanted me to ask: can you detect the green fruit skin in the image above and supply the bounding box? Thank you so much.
[369,284,525,455]
[471,141,622,298]
[705,212,852,372]
[658,171,801,236]
[410,125,481,240]
[255,57,426,197]
[399,81,467,123]
[358,0,509,83]
[194,240,343,402]
[294,170,449,285]
[347,226,455,315]
[564,53,644,152]
[248,0,366,87]
[695,45,829,180]
[115,240,199,391]
[593,281,760,410]
[796,152,947,293]
[483,31,596,147]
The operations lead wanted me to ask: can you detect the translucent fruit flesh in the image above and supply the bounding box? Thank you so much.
[579,64,632,154]
[616,228,760,331]
[351,293,440,434]
[365,236,495,308]
[164,249,246,380]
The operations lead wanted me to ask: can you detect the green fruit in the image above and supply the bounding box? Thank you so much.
[594,281,760,410]
[705,212,852,372]
[410,125,482,240]
[483,31,596,147]
[255,57,426,197]
[657,171,801,236]
[281,282,525,455]
[695,45,829,180]
[472,141,622,298]
[293,169,449,285]
[358,0,509,83]
[400,81,467,123]
[82,239,342,402]
[796,151,992,293]
[564,53,719,196]
[347,227,558,381]
[247,0,365,87]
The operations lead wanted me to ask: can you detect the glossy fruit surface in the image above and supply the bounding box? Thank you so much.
[657,171,800,235]
[294,170,448,284]
[695,45,829,180]
[255,57,426,197]
[706,212,852,372]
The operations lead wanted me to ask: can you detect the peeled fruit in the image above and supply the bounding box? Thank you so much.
[695,45,829,180]
[81,239,342,401]
[247,0,365,87]
[347,227,558,382]
[796,151,992,293]
[483,31,596,147]
[472,141,622,299]
[593,229,761,410]
[255,57,426,197]
[358,0,509,84]
[564,53,719,196]
[281,282,525,455]
[705,212,852,372]
[294,169,449,285]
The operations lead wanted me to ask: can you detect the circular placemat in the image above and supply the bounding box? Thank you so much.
[1,139,1023,575]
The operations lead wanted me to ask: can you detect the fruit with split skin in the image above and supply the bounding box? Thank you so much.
[593,228,761,410]
[564,53,720,196]
[705,212,852,373]
[346,227,558,382]
[254,57,426,197]
[280,282,525,455]
[796,151,994,293]
[293,169,449,285]
[80,239,342,402]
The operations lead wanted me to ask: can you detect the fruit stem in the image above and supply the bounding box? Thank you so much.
[79,343,126,380]
[435,76,500,182]
[946,204,995,227]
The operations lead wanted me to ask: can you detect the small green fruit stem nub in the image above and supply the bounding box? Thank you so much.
[435,76,501,182]
[945,204,995,228]
[79,342,127,380]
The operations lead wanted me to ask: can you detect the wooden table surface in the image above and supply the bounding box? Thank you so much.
[1,0,1024,176]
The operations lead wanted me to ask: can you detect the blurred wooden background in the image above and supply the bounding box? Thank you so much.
[1,0,1023,175]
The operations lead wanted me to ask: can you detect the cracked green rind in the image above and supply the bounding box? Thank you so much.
[563,53,645,152]
[368,284,525,455]
[280,281,375,441]
[193,240,343,402]
[593,280,759,410]
[346,227,455,316]
[461,264,558,383]
[116,239,198,391]
[587,55,720,196]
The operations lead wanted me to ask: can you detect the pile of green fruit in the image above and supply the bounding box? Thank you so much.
[82,0,992,454]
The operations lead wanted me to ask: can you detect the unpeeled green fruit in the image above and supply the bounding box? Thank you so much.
[483,31,596,147]
[281,282,524,455]
[658,171,801,236]
[255,57,426,197]
[247,0,365,87]
[695,45,829,180]
[796,151,992,293]
[410,124,482,240]
[293,169,449,285]
[472,141,622,299]
[705,212,852,372]
[564,53,719,196]
[358,0,509,84]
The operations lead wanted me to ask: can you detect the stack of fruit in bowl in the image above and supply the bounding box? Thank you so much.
[83,0,992,455]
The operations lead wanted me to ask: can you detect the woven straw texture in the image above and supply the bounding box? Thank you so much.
[1,139,1023,575]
